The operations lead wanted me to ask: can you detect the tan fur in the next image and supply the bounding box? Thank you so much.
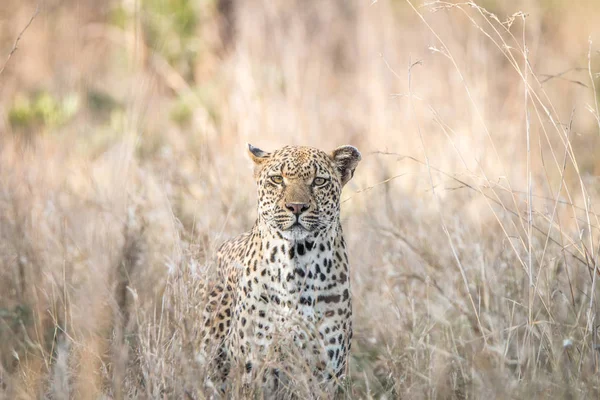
[198,144,361,395]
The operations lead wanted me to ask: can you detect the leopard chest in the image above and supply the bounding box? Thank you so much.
[234,236,352,362]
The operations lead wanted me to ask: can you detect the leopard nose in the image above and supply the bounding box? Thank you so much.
[286,202,310,215]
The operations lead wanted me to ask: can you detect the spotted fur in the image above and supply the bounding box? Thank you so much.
[199,144,361,394]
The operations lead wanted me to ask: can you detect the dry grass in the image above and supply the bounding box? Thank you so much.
[1,0,600,398]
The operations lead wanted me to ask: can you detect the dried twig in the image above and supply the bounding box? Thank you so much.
[0,4,40,78]
[372,150,596,272]
[341,173,407,203]
[539,67,588,85]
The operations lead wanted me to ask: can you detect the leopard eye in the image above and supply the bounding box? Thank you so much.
[313,177,327,186]
[270,175,284,184]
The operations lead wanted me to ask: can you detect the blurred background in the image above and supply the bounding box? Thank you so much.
[1,0,600,398]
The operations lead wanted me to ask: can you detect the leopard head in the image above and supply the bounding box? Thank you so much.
[248,144,361,241]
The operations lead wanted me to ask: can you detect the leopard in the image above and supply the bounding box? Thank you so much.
[198,143,361,396]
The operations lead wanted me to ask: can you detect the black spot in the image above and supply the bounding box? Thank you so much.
[317,294,341,303]
[288,246,295,259]
[299,296,310,305]
[306,241,314,251]
[319,243,325,252]
[295,268,306,278]
[335,251,343,262]
[259,310,266,318]
[343,289,349,301]
[297,243,305,256]
[328,349,335,359]
[271,294,281,305]
[241,317,247,326]
[260,293,269,303]
[270,247,277,263]
[246,362,253,373]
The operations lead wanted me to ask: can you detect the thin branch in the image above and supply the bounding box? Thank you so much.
[589,38,600,137]
[341,173,407,203]
[371,150,595,271]
[0,4,41,78]
[540,67,589,86]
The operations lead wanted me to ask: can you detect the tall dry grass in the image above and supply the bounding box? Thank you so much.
[1,0,600,398]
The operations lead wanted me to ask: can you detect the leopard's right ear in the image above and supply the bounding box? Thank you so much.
[247,144,271,177]
[247,144,271,164]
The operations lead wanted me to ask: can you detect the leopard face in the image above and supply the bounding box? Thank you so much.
[248,145,361,241]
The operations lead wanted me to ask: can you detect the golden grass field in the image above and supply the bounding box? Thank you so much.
[1,0,600,398]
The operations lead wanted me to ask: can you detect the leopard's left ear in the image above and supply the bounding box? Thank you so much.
[331,145,361,186]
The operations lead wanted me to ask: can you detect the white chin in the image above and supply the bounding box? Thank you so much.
[280,226,310,241]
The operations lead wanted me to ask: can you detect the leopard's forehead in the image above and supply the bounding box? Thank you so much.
[266,146,334,176]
